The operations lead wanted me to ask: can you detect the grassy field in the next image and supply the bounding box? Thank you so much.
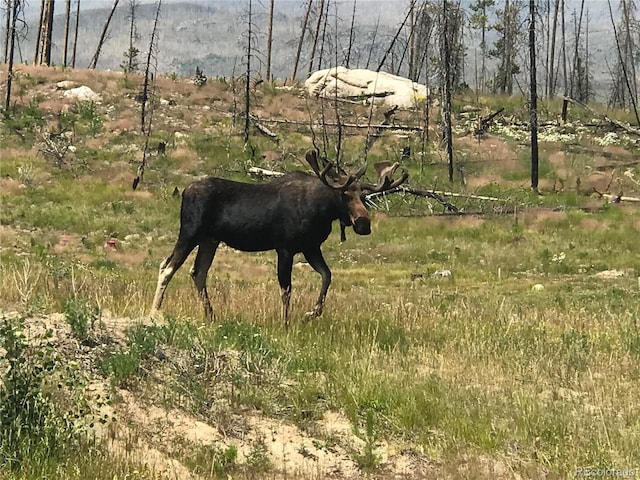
[1,65,640,479]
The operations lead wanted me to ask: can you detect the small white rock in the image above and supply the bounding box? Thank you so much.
[56,80,77,90]
[532,284,545,291]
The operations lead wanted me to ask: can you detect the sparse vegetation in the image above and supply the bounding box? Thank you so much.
[1,64,640,479]
[63,295,100,339]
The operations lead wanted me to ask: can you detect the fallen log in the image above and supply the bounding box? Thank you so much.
[247,166,285,178]
[254,116,425,132]
[249,114,279,140]
[366,185,461,213]
[597,192,640,203]
[562,97,640,136]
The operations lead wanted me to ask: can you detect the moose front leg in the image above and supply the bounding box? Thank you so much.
[276,249,294,327]
[302,247,332,318]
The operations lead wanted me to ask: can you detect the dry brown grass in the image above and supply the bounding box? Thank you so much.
[457,135,520,171]
[0,177,24,194]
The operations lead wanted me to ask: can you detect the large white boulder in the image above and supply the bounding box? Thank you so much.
[63,85,102,103]
[305,67,427,109]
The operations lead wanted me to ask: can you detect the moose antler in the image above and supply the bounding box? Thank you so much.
[361,161,409,193]
[305,150,366,191]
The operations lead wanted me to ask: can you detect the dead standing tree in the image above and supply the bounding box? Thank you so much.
[440,0,461,182]
[133,0,161,190]
[441,0,454,183]
[71,0,80,67]
[529,0,539,191]
[291,0,312,82]
[307,0,325,76]
[3,0,11,62]
[548,0,560,97]
[62,0,71,66]
[607,0,640,124]
[33,0,54,65]
[89,0,119,69]
[244,0,254,145]
[265,0,274,81]
[33,0,44,64]
[4,0,20,111]
[122,0,140,73]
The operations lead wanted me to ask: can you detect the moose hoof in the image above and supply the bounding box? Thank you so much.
[304,308,323,319]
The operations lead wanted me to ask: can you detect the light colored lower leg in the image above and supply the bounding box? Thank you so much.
[152,262,174,311]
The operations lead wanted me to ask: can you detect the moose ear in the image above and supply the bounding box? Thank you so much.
[305,150,321,173]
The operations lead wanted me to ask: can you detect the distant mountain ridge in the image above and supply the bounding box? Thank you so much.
[14,0,613,98]
[19,0,401,82]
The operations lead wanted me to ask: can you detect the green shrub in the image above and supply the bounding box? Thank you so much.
[63,296,100,339]
[0,316,84,470]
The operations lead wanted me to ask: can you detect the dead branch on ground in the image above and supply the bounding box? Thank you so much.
[474,107,505,136]
[563,97,640,136]
[248,114,279,141]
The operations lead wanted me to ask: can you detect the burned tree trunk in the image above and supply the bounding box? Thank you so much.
[529,0,539,191]
[345,0,356,67]
[5,0,19,110]
[71,0,80,67]
[140,0,160,133]
[244,0,253,145]
[265,0,274,81]
[3,0,11,63]
[442,0,454,182]
[291,0,312,82]
[307,0,325,76]
[89,0,119,69]
[62,0,71,66]
[133,0,161,190]
[548,0,559,96]
[42,0,54,65]
[33,0,44,64]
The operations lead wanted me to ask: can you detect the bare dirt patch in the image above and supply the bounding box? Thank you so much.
[0,177,24,194]
[6,311,438,479]
[521,208,565,228]
[457,135,520,172]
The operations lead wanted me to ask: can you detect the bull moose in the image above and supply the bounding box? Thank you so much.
[151,150,408,325]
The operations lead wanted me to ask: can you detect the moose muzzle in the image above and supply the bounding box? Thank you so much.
[352,216,371,235]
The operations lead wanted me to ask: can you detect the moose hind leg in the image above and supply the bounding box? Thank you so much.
[302,247,331,318]
[151,241,196,315]
[276,249,294,327]
[190,240,219,320]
